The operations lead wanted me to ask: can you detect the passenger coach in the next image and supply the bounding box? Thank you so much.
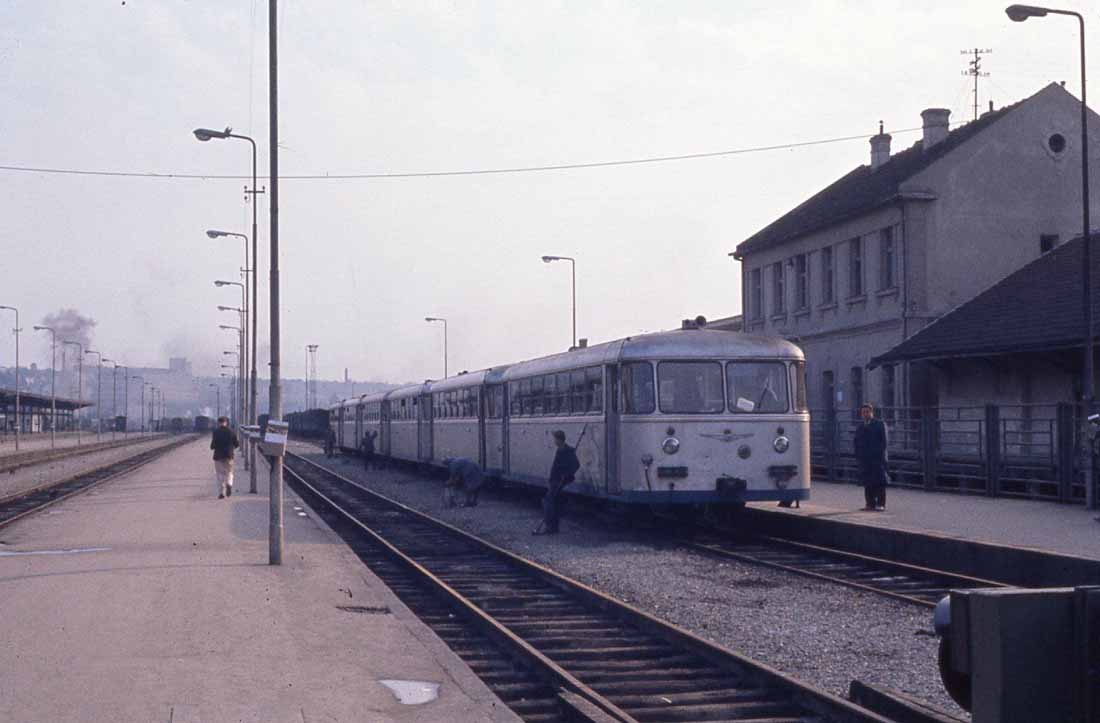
[331,326,809,507]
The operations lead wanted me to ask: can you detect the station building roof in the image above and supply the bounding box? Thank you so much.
[870,233,1100,368]
[0,388,93,411]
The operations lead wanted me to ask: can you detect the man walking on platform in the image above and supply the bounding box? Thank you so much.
[534,430,580,535]
[211,416,240,499]
[853,403,888,511]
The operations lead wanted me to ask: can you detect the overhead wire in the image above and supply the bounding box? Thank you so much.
[0,125,926,181]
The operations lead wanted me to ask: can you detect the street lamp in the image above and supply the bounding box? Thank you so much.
[63,340,83,443]
[0,305,20,450]
[223,351,241,424]
[541,255,577,349]
[209,383,221,418]
[131,376,144,434]
[102,358,116,441]
[33,325,56,448]
[119,365,129,436]
[194,127,262,503]
[85,349,103,439]
[424,317,448,378]
[1006,4,1094,511]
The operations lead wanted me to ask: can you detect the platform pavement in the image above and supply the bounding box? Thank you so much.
[0,437,520,723]
[750,479,1099,561]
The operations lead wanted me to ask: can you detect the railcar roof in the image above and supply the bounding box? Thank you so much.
[501,329,801,379]
[426,367,507,392]
[385,382,429,401]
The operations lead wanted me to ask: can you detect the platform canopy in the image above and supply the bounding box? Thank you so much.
[0,388,93,411]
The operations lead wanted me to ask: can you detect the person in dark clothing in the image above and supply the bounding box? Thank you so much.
[210,416,240,499]
[323,427,336,457]
[853,403,889,510]
[360,430,378,470]
[442,457,484,508]
[534,430,581,535]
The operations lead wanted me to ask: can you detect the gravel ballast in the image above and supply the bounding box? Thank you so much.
[292,443,968,720]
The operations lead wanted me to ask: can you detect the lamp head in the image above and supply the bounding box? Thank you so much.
[541,255,557,263]
[1006,4,1048,21]
[193,127,231,142]
[33,325,50,331]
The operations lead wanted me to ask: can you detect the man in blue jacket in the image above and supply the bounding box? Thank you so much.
[534,430,580,535]
[853,403,889,510]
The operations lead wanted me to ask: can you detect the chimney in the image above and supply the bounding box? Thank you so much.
[921,108,950,150]
[869,120,892,169]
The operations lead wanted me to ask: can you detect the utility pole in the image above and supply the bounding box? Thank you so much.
[961,47,992,121]
[268,0,284,566]
[307,344,318,409]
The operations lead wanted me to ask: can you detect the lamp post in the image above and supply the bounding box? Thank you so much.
[120,365,128,436]
[306,344,318,410]
[424,317,448,378]
[131,376,144,435]
[194,128,262,503]
[209,383,221,418]
[85,349,103,439]
[150,387,158,432]
[216,278,247,425]
[223,353,240,424]
[1006,4,1094,510]
[102,358,116,441]
[33,325,56,448]
[0,305,20,450]
[63,340,83,443]
[541,255,577,349]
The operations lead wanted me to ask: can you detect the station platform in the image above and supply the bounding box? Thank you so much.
[0,438,518,722]
[0,431,146,457]
[751,480,1099,561]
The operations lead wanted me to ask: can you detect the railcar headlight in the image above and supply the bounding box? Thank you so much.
[661,437,680,455]
[773,435,790,453]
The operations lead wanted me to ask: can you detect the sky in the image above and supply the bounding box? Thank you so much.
[1,0,1095,386]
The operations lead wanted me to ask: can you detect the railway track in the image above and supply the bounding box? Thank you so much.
[0,434,168,474]
[0,436,195,530]
[284,451,889,723]
[677,528,1008,609]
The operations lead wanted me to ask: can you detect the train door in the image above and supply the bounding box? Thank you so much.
[502,383,511,475]
[605,364,621,494]
[381,401,391,456]
[477,386,487,468]
[417,394,433,462]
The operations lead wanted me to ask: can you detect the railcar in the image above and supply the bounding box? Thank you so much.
[331,327,809,507]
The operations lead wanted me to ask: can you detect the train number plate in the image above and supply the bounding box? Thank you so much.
[656,466,688,479]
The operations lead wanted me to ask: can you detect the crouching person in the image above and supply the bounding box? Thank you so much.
[442,457,484,509]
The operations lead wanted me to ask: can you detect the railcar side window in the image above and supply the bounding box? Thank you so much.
[622,362,655,414]
[586,367,603,413]
[726,362,790,413]
[658,361,724,414]
[792,362,808,412]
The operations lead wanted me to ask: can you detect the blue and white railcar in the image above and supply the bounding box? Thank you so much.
[333,328,809,507]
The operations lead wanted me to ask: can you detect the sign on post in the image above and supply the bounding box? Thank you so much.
[259,419,288,457]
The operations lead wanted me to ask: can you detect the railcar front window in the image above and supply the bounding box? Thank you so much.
[726,362,790,413]
[622,362,655,414]
[658,361,724,414]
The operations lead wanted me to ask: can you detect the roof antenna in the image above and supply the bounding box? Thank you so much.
[961,47,992,121]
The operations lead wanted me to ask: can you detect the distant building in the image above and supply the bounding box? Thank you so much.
[731,83,1100,413]
[168,357,192,376]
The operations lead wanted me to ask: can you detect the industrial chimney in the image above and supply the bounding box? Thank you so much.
[921,108,950,150]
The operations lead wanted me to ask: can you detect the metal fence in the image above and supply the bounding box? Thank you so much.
[810,403,1089,503]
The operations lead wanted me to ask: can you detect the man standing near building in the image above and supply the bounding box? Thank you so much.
[211,416,240,499]
[534,430,580,535]
[853,403,888,510]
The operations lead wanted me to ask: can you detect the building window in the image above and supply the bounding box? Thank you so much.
[848,237,863,297]
[879,226,895,289]
[794,254,808,310]
[850,366,863,413]
[771,262,786,315]
[821,246,835,304]
[1040,234,1058,254]
[749,268,763,320]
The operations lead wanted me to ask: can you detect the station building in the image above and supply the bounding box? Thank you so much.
[731,83,1100,415]
[0,388,93,436]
